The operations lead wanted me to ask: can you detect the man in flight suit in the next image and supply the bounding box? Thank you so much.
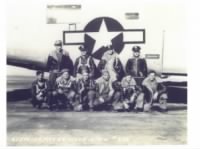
[76,71,98,111]
[74,45,97,79]
[55,69,77,110]
[31,71,48,109]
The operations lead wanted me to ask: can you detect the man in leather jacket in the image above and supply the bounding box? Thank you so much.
[46,40,74,91]
[125,46,148,85]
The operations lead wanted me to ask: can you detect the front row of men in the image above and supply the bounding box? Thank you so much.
[31,69,168,112]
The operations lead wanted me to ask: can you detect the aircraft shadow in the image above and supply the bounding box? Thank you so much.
[7,89,31,101]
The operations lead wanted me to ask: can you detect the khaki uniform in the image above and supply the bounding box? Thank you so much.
[142,77,168,111]
[94,77,113,110]
[113,76,145,111]
[98,51,124,81]
[55,75,77,110]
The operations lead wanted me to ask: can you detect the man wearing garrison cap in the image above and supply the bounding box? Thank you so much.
[125,46,148,85]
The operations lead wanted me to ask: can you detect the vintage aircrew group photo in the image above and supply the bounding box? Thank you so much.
[31,40,168,112]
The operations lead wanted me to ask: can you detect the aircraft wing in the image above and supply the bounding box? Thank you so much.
[7,55,47,71]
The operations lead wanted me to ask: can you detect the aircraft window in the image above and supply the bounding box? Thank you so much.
[47,5,81,24]
[125,12,139,19]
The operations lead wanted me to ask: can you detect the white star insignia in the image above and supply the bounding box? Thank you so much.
[86,19,121,54]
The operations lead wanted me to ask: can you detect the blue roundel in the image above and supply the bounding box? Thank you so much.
[83,17,124,59]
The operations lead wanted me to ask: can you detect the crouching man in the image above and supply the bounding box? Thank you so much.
[121,75,145,112]
[94,70,114,111]
[49,69,77,111]
[112,75,144,112]
[142,70,168,112]
[31,71,48,109]
[76,71,98,111]
[110,80,125,111]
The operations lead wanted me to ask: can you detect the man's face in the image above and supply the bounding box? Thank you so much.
[82,73,89,81]
[81,51,87,56]
[107,48,114,55]
[133,51,140,58]
[55,45,62,51]
[149,73,156,81]
[126,75,132,82]
[37,73,44,81]
[102,72,110,81]
[62,72,70,79]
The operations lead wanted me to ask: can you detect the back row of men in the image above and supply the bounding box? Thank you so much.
[31,40,168,112]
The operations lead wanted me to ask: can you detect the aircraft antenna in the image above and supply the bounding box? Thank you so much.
[161,30,165,74]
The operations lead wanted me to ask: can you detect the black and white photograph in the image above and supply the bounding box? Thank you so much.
[6,0,187,146]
